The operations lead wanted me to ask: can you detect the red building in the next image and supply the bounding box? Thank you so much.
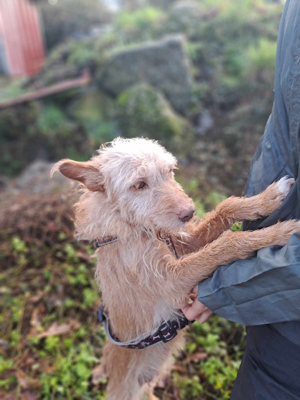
[0,0,45,76]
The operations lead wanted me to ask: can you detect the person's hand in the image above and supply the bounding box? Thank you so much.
[181,285,213,323]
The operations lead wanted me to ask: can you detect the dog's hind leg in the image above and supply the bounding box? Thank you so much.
[141,332,185,400]
[188,176,294,249]
[103,336,184,400]
[102,342,161,400]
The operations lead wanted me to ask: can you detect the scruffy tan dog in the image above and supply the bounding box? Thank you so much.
[53,137,299,400]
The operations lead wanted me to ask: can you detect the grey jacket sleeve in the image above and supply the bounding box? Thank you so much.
[198,0,300,326]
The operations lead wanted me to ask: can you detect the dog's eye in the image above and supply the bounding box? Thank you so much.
[135,181,147,190]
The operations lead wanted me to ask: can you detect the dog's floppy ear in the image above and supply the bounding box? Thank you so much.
[51,159,104,192]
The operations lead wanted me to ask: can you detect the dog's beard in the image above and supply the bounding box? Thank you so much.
[151,218,192,239]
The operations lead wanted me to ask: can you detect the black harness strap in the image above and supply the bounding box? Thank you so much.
[96,234,193,349]
[98,305,191,349]
[94,236,118,248]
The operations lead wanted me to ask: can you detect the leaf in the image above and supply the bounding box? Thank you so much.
[75,363,90,379]
[45,365,56,373]
[184,352,208,364]
[29,305,44,335]
[20,392,38,400]
[16,371,40,391]
[37,320,80,339]
[0,395,16,400]
[172,364,185,373]
[0,339,9,351]
[16,371,29,390]
[77,251,90,261]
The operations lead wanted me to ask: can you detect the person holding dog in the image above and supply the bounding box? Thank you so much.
[182,1,300,399]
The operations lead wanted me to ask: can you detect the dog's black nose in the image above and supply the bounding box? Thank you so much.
[178,206,195,223]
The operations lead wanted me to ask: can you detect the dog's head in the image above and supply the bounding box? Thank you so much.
[52,138,195,235]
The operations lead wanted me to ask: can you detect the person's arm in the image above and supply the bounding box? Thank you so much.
[191,232,300,325]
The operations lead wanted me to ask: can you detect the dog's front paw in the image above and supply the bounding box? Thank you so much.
[276,176,295,200]
[272,219,300,246]
[262,176,295,215]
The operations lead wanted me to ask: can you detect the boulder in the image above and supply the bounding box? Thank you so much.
[117,83,194,152]
[13,161,71,194]
[97,36,192,114]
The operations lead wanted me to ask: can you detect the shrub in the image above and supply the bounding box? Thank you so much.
[117,83,194,153]
[114,7,165,43]
[245,38,277,80]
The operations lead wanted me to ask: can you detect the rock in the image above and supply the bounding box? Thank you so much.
[13,161,71,194]
[117,83,194,152]
[97,36,192,114]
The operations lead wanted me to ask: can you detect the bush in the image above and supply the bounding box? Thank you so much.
[0,101,91,176]
[0,0,282,183]
[245,38,277,81]
[68,90,118,147]
[117,83,194,153]
[114,7,165,43]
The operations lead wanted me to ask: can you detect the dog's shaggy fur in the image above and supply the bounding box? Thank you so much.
[53,138,299,400]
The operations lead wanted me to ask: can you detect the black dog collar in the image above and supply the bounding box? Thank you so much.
[96,234,193,349]
[98,304,192,349]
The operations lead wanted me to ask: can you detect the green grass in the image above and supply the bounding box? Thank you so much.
[0,79,25,102]
[0,185,245,399]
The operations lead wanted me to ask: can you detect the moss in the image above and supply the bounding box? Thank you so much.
[0,100,92,176]
[0,79,26,102]
[68,90,118,146]
[117,83,193,151]
[165,1,206,36]
[245,38,277,79]
[114,7,165,43]
[37,104,69,135]
[0,103,41,176]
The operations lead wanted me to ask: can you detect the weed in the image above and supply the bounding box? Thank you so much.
[0,186,245,399]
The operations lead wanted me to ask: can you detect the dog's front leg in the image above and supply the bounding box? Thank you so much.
[188,176,294,249]
[169,219,300,302]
